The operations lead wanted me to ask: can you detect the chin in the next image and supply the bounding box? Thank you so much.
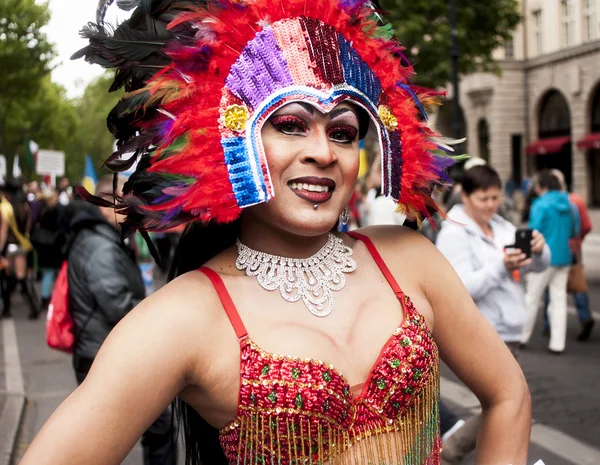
[281,211,340,237]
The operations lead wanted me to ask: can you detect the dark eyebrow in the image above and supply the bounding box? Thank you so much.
[297,102,314,114]
[329,107,357,120]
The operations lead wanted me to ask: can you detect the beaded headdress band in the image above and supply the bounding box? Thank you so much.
[74,0,461,234]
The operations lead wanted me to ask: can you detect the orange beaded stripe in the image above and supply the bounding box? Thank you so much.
[200,232,441,464]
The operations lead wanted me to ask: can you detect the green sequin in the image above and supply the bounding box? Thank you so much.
[267,390,277,403]
[295,393,303,409]
[392,401,401,410]
[389,358,401,368]
[270,418,277,430]
[413,368,423,380]
[343,386,350,397]
[322,371,332,382]
[250,392,257,406]
[401,337,411,347]
[376,379,387,390]
[323,398,330,411]
[403,386,414,395]
[261,364,270,376]
[292,367,300,379]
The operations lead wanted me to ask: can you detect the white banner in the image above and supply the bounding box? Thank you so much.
[36,150,65,176]
[0,155,6,177]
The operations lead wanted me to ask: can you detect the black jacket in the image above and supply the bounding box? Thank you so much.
[67,206,145,359]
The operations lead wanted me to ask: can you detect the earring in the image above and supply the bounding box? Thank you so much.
[339,206,350,226]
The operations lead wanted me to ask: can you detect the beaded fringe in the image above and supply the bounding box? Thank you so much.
[229,364,440,465]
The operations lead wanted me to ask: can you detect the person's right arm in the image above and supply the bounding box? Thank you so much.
[19,272,217,465]
[436,226,505,300]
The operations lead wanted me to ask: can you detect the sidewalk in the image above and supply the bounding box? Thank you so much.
[0,317,26,465]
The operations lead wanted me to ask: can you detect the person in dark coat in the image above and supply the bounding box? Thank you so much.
[31,190,68,310]
[66,175,176,465]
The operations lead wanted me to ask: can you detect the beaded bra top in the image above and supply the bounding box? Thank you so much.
[199,232,441,465]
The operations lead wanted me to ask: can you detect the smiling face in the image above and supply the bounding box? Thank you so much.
[241,101,362,236]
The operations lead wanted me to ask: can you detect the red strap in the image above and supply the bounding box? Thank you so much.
[198,266,248,340]
[346,232,404,297]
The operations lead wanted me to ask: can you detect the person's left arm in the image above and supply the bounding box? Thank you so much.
[380,227,531,464]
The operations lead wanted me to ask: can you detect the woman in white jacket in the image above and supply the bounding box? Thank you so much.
[435,164,550,464]
[437,165,550,347]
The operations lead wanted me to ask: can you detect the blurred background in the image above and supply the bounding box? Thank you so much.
[0,1,599,464]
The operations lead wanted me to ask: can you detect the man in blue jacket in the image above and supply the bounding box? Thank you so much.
[521,170,580,353]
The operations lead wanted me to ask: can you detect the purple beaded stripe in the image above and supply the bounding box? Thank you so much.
[225,26,294,110]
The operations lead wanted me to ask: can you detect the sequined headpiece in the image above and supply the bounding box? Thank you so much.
[74,0,461,233]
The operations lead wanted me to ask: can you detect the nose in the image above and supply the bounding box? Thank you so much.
[300,128,337,168]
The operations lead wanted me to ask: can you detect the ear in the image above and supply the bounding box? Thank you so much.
[460,190,469,205]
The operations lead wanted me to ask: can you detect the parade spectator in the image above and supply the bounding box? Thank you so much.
[541,170,595,341]
[0,180,40,319]
[26,181,43,227]
[66,175,176,465]
[31,190,68,310]
[57,177,72,206]
[436,165,549,462]
[521,170,580,353]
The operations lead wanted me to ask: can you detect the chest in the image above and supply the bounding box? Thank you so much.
[467,227,513,268]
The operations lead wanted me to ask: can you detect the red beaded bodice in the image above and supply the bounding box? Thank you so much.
[200,232,441,465]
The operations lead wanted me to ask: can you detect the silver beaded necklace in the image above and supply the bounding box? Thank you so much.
[235,233,357,317]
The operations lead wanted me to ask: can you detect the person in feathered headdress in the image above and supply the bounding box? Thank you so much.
[20,1,531,464]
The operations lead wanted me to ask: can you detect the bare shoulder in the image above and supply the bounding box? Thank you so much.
[129,269,223,326]
[350,224,442,269]
[107,268,228,378]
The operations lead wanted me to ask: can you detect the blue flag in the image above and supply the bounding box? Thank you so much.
[82,155,97,193]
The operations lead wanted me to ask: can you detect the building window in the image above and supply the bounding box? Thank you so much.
[532,9,543,55]
[583,0,597,41]
[477,119,490,162]
[504,36,514,59]
[561,0,575,47]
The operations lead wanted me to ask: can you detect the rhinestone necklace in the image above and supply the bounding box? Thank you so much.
[235,233,357,317]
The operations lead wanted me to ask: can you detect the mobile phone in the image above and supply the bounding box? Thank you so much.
[513,228,533,258]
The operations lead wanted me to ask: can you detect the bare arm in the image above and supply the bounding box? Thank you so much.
[369,226,531,465]
[19,273,214,465]
[423,232,530,464]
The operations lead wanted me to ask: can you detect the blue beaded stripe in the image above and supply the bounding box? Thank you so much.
[338,34,381,105]
[221,136,266,206]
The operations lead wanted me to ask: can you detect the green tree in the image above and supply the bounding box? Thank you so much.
[380,0,521,89]
[65,73,123,182]
[0,0,56,175]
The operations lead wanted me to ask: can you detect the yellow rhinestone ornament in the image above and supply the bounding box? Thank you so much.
[378,105,398,131]
[223,104,249,132]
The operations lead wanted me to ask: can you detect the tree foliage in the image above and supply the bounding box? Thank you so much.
[0,0,56,175]
[379,0,521,89]
[64,73,123,182]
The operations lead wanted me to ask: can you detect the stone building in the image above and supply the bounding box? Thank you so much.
[433,0,600,205]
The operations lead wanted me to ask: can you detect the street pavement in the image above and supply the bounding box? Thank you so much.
[2,234,600,464]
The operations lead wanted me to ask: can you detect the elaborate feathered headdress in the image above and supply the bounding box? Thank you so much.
[74,0,461,235]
